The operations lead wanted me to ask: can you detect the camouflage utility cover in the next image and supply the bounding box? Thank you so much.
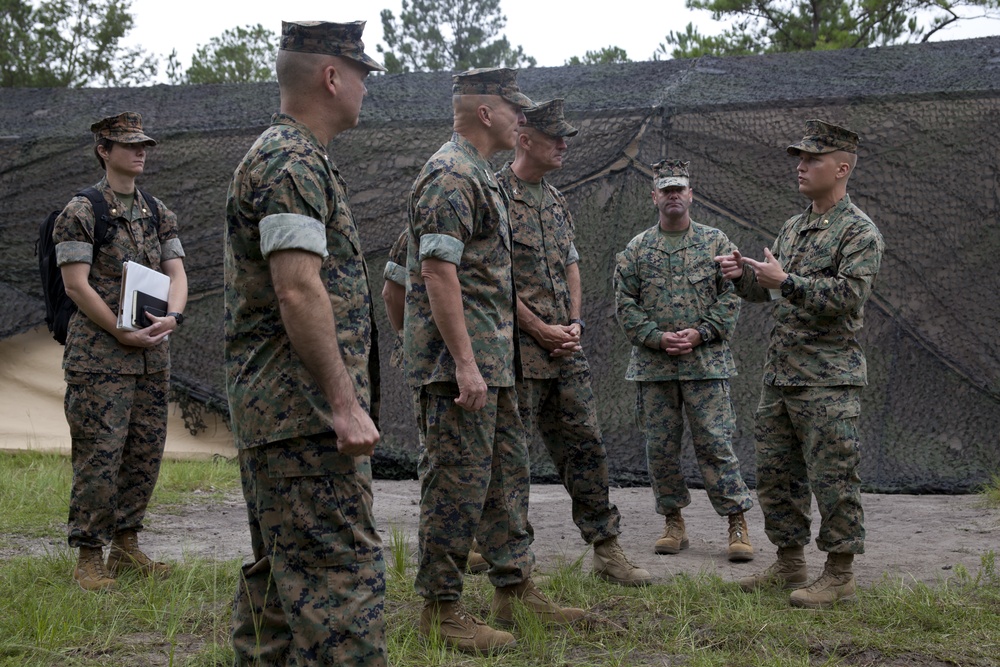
[523,99,578,138]
[224,114,376,449]
[786,118,860,155]
[615,220,740,381]
[652,159,691,190]
[734,194,883,386]
[452,67,533,108]
[90,111,156,145]
[279,20,386,72]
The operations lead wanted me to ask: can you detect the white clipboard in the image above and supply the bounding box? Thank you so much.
[117,260,171,331]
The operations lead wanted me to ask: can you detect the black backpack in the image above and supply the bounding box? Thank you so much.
[36,187,159,344]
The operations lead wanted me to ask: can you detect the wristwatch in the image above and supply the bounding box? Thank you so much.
[167,312,185,325]
[779,275,795,297]
[570,318,585,331]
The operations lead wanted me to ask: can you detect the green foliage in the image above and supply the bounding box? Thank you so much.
[377,0,536,74]
[150,455,241,505]
[0,552,240,665]
[565,46,631,65]
[0,450,239,539]
[2,450,998,665]
[0,451,71,537]
[171,23,278,85]
[980,472,1000,508]
[656,0,1000,59]
[0,0,156,87]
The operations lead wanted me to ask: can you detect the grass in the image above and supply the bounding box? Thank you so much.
[1,451,999,666]
[981,473,1000,508]
[0,450,240,538]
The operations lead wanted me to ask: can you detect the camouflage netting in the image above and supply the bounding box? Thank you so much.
[2,38,998,492]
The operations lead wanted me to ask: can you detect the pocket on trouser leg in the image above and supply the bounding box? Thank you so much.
[264,445,381,568]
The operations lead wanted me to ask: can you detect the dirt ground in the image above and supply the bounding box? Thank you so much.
[14,481,997,588]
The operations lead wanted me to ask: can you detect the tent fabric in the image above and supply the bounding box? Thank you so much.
[2,37,998,492]
[0,328,234,459]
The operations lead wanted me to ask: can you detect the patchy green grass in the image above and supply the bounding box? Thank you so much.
[2,452,999,666]
[0,450,240,539]
[980,473,1000,509]
[0,550,239,666]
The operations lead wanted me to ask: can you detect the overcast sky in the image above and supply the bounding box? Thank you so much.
[121,0,1000,82]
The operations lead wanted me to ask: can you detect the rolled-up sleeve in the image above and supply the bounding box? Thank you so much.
[418,233,464,265]
[55,241,94,266]
[566,241,580,266]
[260,212,328,259]
[161,237,185,260]
[383,260,407,286]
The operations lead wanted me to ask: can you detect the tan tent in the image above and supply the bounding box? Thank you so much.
[0,328,234,459]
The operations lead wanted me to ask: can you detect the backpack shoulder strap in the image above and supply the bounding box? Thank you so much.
[77,187,111,253]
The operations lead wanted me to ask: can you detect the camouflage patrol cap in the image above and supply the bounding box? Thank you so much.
[452,67,534,108]
[652,159,690,189]
[786,119,860,155]
[524,99,578,138]
[90,112,156,146]
[280,20,386,72]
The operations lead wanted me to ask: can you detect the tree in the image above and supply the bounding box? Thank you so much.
[565,46,631,66]
[378,0,536,74]
[171,24,278,85]
[656,0,1000,59]
[1,0,156,87]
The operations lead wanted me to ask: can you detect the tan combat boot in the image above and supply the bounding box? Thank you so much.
[738,546,808,592]
[491,578,588,628]
[107,530,171,577]
[467,539,489,574]
[73,546,116,591]
[654,510,689,554]
[593,536,652,586]
[419,600,516,654]
[726,512,754,562]
[789,553,856,609]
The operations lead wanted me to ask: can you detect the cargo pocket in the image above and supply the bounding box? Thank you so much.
[265,444,378,567]
[826,394,861,458]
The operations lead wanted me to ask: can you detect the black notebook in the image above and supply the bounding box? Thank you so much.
[132,290,168,328]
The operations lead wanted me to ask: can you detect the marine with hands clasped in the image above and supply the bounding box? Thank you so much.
[403,68,587,654]
[496,98,650,587]
[715,119,884,609]
[614,159,755,563]
[54,111,188,592]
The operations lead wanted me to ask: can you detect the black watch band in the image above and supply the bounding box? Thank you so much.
[167,312,185,325]
[570,318,585,331]
[779,275,795,297]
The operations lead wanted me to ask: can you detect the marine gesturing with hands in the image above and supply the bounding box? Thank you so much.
[714,247,788,289]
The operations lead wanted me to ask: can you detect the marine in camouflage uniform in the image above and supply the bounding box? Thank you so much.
[497,99,650,586]
[404,68,585,654]
[382,228,492,572]
[718,120,884,608]
[54,111,187,591]
[614,159,754,562]
[224,21,387,666]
